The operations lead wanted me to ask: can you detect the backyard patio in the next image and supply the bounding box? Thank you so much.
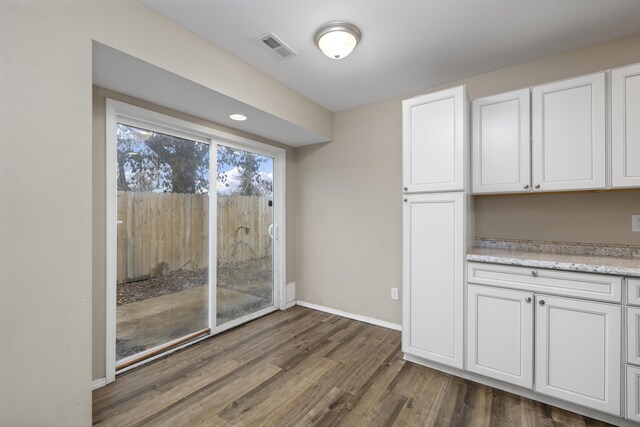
[116,257,273,359]
[114,190,274,361]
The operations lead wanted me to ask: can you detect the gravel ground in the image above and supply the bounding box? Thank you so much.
[117,257,273,306]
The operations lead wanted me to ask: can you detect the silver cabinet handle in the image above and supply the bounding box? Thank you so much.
[531,270,538,277]
[539,299,545,306]
[403,198,408,202]
[524,184,530,189]
[535,184,541,189]
[525,297,532,303]
[403,187,408,191]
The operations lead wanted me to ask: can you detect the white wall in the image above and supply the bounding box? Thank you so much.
[0,1,329,424]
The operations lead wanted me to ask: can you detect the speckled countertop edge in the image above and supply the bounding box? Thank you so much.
[467,239,640,277]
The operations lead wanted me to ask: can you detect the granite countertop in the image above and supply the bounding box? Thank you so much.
[467,239,640,277]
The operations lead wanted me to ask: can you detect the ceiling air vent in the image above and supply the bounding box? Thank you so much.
[258,33,297,59]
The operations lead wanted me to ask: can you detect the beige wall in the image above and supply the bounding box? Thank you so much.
[2,1,327,424]
[92,87,297,381]
[296,100,403,324]
[295,33,640,327]
[476,191,640,245]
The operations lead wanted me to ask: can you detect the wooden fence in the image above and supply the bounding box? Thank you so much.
[117,191,272,284]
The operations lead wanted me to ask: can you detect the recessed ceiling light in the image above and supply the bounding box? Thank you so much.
[314,22,361,59]
[229,114,247,121]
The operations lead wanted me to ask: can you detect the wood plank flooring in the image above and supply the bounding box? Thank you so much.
[93,306,612,426]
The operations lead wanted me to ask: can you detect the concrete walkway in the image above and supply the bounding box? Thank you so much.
[116,285,271,360]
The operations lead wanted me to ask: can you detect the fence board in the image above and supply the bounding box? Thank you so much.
[116,191,272,284]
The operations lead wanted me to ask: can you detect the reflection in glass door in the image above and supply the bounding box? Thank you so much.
[115,123,210,366]
[216,145,274,326]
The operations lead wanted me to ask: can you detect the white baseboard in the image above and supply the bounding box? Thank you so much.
[296,300,402,331]
[282,300,297,310]
[286,281,296,304]
[92,378,106,390]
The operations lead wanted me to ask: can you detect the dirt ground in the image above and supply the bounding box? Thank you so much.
[117,257,272,304]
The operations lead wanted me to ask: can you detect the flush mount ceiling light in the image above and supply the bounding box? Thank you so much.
[314,22,361,59]
[229,113,247,121]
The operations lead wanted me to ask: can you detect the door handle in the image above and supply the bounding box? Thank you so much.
[538,299,545,306]
[268,224,274,239]
[525,297,532,303]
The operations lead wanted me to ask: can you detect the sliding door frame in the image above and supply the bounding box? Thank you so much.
[105,99,286,383]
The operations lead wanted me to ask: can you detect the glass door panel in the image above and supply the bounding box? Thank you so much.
[115,123,210,363]
[216,145,274,325]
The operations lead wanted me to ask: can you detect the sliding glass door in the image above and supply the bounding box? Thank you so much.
[115,123,210,365]
[216,145,274,327]
[109,104,282,374]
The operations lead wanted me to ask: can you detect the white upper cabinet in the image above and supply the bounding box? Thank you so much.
[472,89,531,194]
[402,86,467,193]
[532,73,606,191]
[611,63,640,188]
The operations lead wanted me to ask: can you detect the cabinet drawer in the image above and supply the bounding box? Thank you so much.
[467,262,622,303]
[628,279,640,306]
[627,365,640,421]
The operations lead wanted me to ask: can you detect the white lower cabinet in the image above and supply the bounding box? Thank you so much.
[465,279,622,417]
[466,285,533,388]
[402,193,466,369]
[535,295,621,415]
[627,365,640,421]
[627,307,640,366]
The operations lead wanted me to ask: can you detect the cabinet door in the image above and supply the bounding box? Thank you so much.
[611,63,640,188]
[472,89,531,194]
[466,285,533,388]
[532,73,606,191]
[628,307,640,365]
[535,295,621,415]
[402,193,465,368]
[402,86,467,193]
[627,365,640,421]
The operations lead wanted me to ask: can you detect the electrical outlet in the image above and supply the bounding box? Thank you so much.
[391,287,399,300]
[633,215,640,232]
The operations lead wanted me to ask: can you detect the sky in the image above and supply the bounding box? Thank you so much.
[216,167,273,196]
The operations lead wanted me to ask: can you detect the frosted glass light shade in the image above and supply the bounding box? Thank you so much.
[229,114,247,121]
[314,22,361,59]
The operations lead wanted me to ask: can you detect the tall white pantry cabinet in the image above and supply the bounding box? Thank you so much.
[402,85,472,370]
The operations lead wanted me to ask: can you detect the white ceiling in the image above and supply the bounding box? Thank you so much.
[140,0,640,112]
[92,43,328,146]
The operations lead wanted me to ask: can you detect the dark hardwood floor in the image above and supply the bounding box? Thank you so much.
[93,306,612,426]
